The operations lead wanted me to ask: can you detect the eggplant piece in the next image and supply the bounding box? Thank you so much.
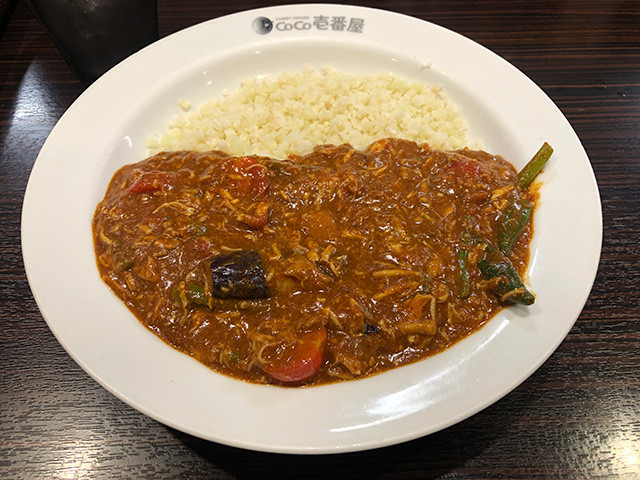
[209,251,268,299]
[364,323,380,334]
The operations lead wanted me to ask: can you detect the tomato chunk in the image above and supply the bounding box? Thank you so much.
[226,157,269,199]
[450,156,486,177]
[260,327,327,383]
[128,171,176,194]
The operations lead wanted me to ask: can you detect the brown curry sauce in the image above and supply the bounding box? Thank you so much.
[93,138,535,386]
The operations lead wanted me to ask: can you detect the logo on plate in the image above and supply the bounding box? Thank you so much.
[253,17,273,35]
[252,15,365,35]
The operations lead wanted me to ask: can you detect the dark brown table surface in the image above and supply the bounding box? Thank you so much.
[2,0,639,478]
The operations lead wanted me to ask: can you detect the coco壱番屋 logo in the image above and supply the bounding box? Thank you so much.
[252,15,365,35]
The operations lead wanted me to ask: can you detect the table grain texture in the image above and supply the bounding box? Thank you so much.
[1,0,639,478]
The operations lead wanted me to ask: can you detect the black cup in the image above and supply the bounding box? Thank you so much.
[26,0,158,86]
[0,0,19,39]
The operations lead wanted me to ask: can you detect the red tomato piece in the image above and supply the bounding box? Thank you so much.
[450,156,486,177]
[128,171,176,194]
[226,157,269,199]
[260,327,327,383]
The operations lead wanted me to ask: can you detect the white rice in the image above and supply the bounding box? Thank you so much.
[146,66,476,158]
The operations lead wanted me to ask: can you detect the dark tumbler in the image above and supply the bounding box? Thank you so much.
[26,0,158,86]
[0,0,19,40]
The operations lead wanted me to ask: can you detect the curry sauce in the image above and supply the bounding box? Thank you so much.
[93,138,539,385]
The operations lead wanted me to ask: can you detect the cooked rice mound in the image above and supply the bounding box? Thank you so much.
[146,66,474,158]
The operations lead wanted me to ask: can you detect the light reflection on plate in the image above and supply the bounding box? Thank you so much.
[21,4,601,453]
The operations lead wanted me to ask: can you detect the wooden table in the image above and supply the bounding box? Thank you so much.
[1,1,638,477]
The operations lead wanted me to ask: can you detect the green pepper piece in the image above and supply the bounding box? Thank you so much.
[497,201,532,255]
[186,283,208,306]
[115,257,134,272]
[170,286,182,305]
[516,142,553,191]
[457,248,471,299]
[477,244,535,305]
[188,222,207,237]
[172,283,208,307]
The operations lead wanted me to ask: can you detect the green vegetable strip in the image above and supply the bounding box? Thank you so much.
[186,283,208,306]
[457,249,471,299]
[477,244,535,305]
[116,257,134,272]
[170,286,181,305]
[497,201,532,255]
[516,142,553,190]
[171,283,208,306]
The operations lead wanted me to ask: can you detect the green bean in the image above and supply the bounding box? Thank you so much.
[495,143,552,255]
[516,142,553,190]
[497,201,532,255]
[477,244,535,305]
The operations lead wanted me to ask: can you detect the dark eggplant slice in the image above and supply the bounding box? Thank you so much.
[364,323,380,334]
[209,251,268,299]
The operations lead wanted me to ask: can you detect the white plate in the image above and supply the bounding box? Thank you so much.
[21,4,602,454]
